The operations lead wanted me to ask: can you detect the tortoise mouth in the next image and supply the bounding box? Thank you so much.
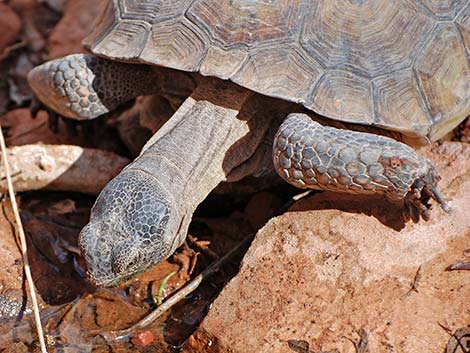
[78,220,156,288]
[86,268,146,288]
[79,228,148,288]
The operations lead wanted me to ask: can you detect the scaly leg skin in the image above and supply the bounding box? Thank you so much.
[27,54,161,120]
[78,79,274,287]
[273,113,449,222]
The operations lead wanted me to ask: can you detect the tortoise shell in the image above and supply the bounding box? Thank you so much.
[84,0,470,142]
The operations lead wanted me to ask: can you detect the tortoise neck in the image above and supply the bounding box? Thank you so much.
[126,79,272,247]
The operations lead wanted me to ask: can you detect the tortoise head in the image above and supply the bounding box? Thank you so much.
[78,169,182,287]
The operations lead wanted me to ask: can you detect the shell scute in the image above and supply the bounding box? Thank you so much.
[85,0,470,140]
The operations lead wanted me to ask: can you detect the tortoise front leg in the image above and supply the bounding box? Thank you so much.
[27,54,165,120]
[273,113,448,222]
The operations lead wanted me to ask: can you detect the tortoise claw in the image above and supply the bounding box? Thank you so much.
[30,95,42,119]
[46,110,59,133]
[402,158,452,222]
[31,94,62,133]
[63,118,80,137]
[30,95,82,135]
[429,186,451,213]
[403,171,450,223]
[404,187,431,223]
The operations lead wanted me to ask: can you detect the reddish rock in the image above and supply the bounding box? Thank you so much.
[244,191,283,229]
[0,4,21,54]
[131,330,155,347]
[186,142,470,353]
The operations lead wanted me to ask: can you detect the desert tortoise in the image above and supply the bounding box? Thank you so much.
[28,0,470,286]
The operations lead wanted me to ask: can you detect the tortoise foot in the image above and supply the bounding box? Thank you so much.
[273,113,448,221]
[27,54,158,121]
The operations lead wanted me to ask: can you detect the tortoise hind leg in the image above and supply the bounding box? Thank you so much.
[28,54,160,120]
[272,113,448,222]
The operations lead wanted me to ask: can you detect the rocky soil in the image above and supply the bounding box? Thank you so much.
[186,142,470,353]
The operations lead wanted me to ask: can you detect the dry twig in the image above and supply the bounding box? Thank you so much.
[100,234,253,342]
[187,234,219,261]
[400,265,422,300]
[446,261,470,271]
[0,124,48,353]
[346,329,369,353]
